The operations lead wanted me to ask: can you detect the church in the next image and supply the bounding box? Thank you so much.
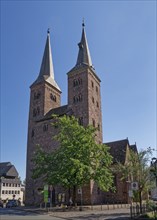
[25,22,137,206]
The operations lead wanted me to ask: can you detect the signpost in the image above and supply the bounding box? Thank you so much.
[78,188,83,211]
[44,184,48,208]
[129,190,133,198]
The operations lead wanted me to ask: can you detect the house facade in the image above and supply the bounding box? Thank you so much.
[0,162,24,203]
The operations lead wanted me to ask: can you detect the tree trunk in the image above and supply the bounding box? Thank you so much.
[139,190,142,214]
[68,187,71,204]
[73,185,77,206]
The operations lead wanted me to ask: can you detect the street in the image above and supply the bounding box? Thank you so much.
[0,208,62,220]
[0,207,130,220]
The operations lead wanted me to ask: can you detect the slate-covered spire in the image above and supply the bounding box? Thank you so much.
[39,28,54,79]
[32,29,61,91]
[76,21,93,67]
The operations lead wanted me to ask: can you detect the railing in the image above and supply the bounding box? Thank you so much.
[130,203,157,219]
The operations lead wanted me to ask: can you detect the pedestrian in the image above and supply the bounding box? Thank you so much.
[69,197,73,206]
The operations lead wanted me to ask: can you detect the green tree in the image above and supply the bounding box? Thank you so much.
[117,149,153,213]
[32,115,113,204]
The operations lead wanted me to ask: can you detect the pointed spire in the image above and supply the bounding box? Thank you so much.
[32,29,61,91]
[39,28,54,79]
[76,21,93,67]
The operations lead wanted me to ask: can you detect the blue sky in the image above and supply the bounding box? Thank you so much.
[1,1,156,181]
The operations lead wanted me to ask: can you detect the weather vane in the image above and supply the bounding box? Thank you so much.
[82,18,85,27]
[47,28,50,34]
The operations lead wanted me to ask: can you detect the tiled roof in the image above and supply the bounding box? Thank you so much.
[0,162,18,177]
[104,139,130,164]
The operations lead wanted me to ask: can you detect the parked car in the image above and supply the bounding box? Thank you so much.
[0,200,3,208]
[6,200,18,208]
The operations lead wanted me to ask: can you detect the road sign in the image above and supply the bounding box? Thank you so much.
[131,182,138,191]
[129,190,133,197]
[78,188,82,194]
[44,184,48,203]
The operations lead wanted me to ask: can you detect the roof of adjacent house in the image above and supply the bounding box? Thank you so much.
[104,139,130,164]
[0,162,19,178]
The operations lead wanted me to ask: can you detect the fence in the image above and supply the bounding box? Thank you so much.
[130,203,157,219]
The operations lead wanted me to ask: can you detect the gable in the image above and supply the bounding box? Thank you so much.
[6,165,19,177]
[105,139,129,164]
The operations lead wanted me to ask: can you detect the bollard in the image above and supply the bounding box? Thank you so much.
[107,202,109,210]
[101,203,102,211]
[130,205,133,219]
[113,201,115,209]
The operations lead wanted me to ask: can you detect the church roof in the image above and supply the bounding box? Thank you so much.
[105,139,130,164]
[37,105,73,122]
[130,144,138,152]
[0,162,19,177]
[31,30,61,92]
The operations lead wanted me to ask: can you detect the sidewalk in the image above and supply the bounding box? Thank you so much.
[15,205,131,220]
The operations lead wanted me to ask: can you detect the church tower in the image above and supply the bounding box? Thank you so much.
[67,22,103,144]
[29,30,61,120]
[25,30,61,205]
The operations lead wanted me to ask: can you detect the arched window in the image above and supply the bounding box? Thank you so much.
[73,78,82,87]
[96,86,98,93]
[92,97,95,103]
[33,109,37,117]
[34,92,41,100]
[36,92,41,99]
[97,124,100,131]
[31,129,35,137]
[34,92,37,100]
[79,94,82,102]
[43,124,48,132]
[78,78,82,85]
[76,97,79,102]
[92,119,95,127]
[75,80,78,86]
[78,117,83,126]
[52,95,56,102]
[50,93,57,102]
[73,79,77,87]
[37,107,40,115]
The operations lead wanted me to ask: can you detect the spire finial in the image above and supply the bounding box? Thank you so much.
[82,18,85,27]
[47,28,50,35]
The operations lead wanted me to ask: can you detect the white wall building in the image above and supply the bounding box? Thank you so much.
[0,162,24,203]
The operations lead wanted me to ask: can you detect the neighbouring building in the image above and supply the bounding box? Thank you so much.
[104,139,137,204]
[25,23,137,206]
[0,162,24,203]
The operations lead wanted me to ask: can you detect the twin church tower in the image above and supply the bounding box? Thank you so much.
[26,23,103,205]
